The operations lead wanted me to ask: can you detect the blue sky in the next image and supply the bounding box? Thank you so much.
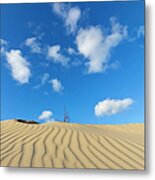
[0,1,144,124]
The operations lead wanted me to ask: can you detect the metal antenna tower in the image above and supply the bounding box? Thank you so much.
[64,107,70,123]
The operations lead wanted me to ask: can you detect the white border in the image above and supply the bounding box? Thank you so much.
[0,0,131,3]
[0,0,155,179]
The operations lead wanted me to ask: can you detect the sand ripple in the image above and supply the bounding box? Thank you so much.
[0,120,144,170]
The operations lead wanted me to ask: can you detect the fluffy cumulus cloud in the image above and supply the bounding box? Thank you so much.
[53,3,81,34]
[50,78,63,93]
[48,45,69,66]
[6,50,31,84]
[38,110,54,122]
[25,37,41,53]
[95,98,134,117]
[76,17,128,73]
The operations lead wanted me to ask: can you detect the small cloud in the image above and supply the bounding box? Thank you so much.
[129,25,144,42]
[137,25,144,38]
[66,7,81,34]
[76,17,127,73]
[71,59,83,67]
[67,47,78,55]
[27,22,45,38]
[41,73,50,85]
[6,49,31,84]
[38,110,54,122]
[52,3,81,34]
[48,45,69,66]
[52,2,67,18]
[105,61,120,71]
[25,37,41,53]
[33,73,50,89]
[50,78,63,93]
[27,21,34,29]
[94,98,134,117]
[0,38,7,46]
[0,38,7,54]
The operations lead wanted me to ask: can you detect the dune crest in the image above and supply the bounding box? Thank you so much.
[0,120,144,170]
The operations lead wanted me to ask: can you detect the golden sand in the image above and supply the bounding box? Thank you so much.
[0,120,144,170]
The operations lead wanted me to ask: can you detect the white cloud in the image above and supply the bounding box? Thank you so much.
[66,7,81,34]
[41,73,50,85]
[53,3,81,34]
[33,73,50,89]
[38,110,54,122]
[6,50,31,84]
[0,38,7,46]
[129,25,144,42]
[53,2,67,17]
[71,59,82,67]
[67,47,77,55]
[94,98,134,117]
[48,45,69,66]
[50,78,63,93]
[25,37,41,53]
[76,17,127,73]
[137,25,144,38]
[0,38,7,54]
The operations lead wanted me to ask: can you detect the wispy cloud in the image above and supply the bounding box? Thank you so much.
[129,25,144,42]
[67,47,78,55]
[6,49,31,84]
[0,38,7,54]
[38,110,54,122]
[48,45,69,66]
[25,37,41,53]
[27,21,45,38]
[76,17,128,73]
[52,3,81,34]
[41,73,50,85]
[137,25,144,38]
[33,73,50,89]
[94,98,134,117]
[0,38,7,46]
[50,78,63,93]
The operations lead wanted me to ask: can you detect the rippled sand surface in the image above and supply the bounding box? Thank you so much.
[0,120,144,170]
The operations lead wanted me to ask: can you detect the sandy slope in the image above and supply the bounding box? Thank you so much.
[0,120,144,170]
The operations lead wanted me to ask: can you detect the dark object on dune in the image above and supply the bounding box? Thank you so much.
[16,119,39,124]
[64,107,70,123]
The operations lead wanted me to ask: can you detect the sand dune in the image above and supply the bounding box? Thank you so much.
[0,120,144,170]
